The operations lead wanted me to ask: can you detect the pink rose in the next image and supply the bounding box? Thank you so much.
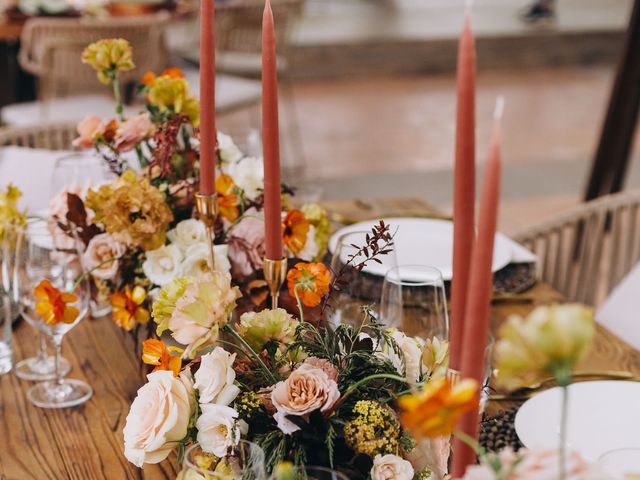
[82,233,125,281]
[73,114,106,148]
[302,356,339,381]
[227,209,265,277]
[114,113,154,152]
[271,363,340,434]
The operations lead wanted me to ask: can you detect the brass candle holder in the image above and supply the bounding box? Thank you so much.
[195,192,219,271]
[263,257,287,309]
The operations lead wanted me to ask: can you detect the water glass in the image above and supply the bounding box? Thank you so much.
[182,441,266,479]
[0,294,12,374]
[50,151,113,197]
[598,448,640,478]
[379,265,449,341]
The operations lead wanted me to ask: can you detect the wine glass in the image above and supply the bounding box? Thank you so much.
[50,151,113,198]
[598,448,640,478]
[272,466,349,480]
[328,231,397,329]
[15,220,93,408]
[182,441,266,479]
[379,265,449,341]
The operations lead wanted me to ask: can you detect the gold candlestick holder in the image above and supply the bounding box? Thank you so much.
[195,192,219,272]
[263,257,287,309]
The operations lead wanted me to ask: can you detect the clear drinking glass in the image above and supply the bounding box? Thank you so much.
[182,441,266,479]
[272,466,349,480]
[598,448,640,478]
[0,294,12,374]
[379,265,449,341]
[15,220,92,408]
[328,231,397,329]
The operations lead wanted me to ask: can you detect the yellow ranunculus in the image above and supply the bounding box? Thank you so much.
[495,303,595,390]
[147,76,200,126]
[81,38,135,84]
[0,183,26,241]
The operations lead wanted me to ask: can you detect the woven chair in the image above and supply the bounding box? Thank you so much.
[513,190,640,306]
[0,122,77,150]
[18,12,170,99]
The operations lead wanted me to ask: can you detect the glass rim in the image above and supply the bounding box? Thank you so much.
[54,151,103,163]
[383,264,445,286]
[183,440,265,475]
[598,447,640,460]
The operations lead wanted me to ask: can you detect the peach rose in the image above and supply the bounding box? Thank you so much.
[271,363,340,434]
[302,356,339,381]
[123,370,195,467]
[73,114,106,148]
[115,113,154,152]
[227,210,265,277]
[82,233,125,281]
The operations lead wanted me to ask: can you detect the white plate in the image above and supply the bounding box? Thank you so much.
[328,218,513,280]
[515,381,640,460]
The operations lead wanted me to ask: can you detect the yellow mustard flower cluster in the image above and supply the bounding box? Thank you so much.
[147,75,200,127]
[86,170,173,251]
[301,203,331,261]
[0,183,26,241]
[343,400,400,457]
[81,38,135,84]
[234,391,263,421]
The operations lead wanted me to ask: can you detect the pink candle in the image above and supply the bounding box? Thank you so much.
[262,0,283,260]
[199,0,216,195]
[452,98,504,478]
[450,11,476,371]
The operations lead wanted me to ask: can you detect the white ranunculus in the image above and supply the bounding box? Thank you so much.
[180,243,231,277]
[227,156,264,201]
[196,404,240,458]
[371,454,415,480]
[193,347,240,406]
[380,331,424,384]
[143,244,183,286]
[167,219,206,252]
[217,132,243,165]
[123,370,195,467]
[297,225,319,261]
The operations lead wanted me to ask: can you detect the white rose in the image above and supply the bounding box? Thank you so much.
[196,404,240,458]
[297,225,319,261]
[194,347,240,406]
[380,331,424,383]
[180,243,231,277]
[371,454,415,480]
[168,219,207,252]
[143,244,183,286]
[123,370,194,467]
[227,156,264,201]
[217,132,243,165]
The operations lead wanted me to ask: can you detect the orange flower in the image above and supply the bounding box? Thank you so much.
[398,377,478,439]
[283,210,310,255]
[141,71,156,86]
[34,279,79,325]
[216,174,239,222]
[160,67,183,78]
[111,285,150,331]
[141,338,183,376]
[287,262,330,308]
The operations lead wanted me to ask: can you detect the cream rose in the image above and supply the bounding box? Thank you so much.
[82,233,125,280]
[196,404,240,458]
[143,244,183,286]
[180,243,231,277]
[271,363,340,434]
[227,156,263,201]
[168,219,207,252]
[123,370,195,467]
[381,331,423,383]
[217,132,243,165]
[194,347,240,406]
[371,454,415,480]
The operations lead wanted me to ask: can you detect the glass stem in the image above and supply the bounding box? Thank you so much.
[36,332,49,363]
[52,334,64,387]
[559,385,569,480]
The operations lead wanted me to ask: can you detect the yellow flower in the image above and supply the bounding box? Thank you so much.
[81,38,135,84]
[286,262,330,308]
[237,308,299,352]
[141,338,183,376]
[495,304,595,390]
[282,209,310,255]
[147,75,200,126]
[86,170,173,250]
[301,203,331,261]
[399,377,478,439]
[344,400,401,456]
[111,285,150,331]
[273,462,296,480]
[0,183,26,241]
[34,279,79,325]
[422,337,449,379]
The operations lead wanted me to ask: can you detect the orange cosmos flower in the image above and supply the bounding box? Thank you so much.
[141,67,183,87]
[141,338,183,376]
[286,262,330,308]
[216,174,239,222]
[398,377,478,439]
[282,210,310,255]
[34,279,79,325]
[111,285,150,331]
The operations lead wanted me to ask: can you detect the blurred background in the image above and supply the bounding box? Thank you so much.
[0,0,638,234]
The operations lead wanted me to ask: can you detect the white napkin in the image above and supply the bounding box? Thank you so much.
[497,232,538,264]
[596,262,640,351]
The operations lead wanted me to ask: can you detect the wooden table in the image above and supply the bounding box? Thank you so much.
[1,197,639,480]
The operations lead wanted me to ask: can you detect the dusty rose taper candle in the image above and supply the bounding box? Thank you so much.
[262,0,283,260]
[450,8,477,371]
[451,97,504,478]
[199,0,216,195]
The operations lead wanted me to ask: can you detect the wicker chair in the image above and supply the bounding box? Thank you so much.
[513,190,640,306]
[0,122,77,150]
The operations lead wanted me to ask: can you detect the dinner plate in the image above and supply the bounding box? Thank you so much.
[515,381,640,460]
[328,218,513,280]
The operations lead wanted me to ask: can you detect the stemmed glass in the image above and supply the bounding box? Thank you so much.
[379,265,449,341]
[328,231,397,328]
[272,466,349,480]
[15,219,93,408]
[182,441,266,479]
[50,151,113,197]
